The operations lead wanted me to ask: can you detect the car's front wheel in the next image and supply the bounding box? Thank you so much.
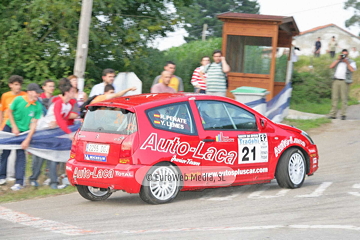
[76,185,112,201]
[276,148,306,188]
[139,163,181,204]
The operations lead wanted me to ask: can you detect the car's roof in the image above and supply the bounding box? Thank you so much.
[89,93,224,108]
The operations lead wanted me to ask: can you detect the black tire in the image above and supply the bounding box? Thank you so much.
[275,148,306,189]
[76,185,112,201]
[139,163,181,204]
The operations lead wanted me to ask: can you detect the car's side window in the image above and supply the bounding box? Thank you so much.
[196,100,257,131]
[147,102,196,135]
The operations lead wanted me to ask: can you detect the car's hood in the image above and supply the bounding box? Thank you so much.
[275,123,302,134]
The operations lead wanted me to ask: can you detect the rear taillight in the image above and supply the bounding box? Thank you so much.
[119,132,136,158]
[69,131,79,159]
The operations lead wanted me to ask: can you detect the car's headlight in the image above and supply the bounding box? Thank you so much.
[302,131,314,144]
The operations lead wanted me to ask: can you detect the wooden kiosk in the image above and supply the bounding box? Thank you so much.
[217,13,299,100]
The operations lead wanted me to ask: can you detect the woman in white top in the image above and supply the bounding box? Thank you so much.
[68,75,88,107]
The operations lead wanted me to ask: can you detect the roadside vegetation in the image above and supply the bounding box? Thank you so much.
[285,53,360,129]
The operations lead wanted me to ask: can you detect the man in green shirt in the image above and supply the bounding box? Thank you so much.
[0,83,43,190]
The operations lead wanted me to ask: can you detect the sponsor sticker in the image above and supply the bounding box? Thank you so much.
[238,134,268,164]
[84,154,107,162]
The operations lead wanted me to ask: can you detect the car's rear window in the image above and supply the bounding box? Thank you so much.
[81,106,137,135]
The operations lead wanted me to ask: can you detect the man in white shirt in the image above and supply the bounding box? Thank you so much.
[328,49,357,120]
[89,69,117,97]
[349,47,359,59]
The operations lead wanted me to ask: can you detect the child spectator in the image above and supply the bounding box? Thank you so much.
[0,83,43,190]
[0,75,27,129]
[35,79,77,189]
[28,79,56,187]
[0,75,27,182]
[38,79,56,115]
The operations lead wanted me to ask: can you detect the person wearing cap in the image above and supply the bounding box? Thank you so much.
[0,83,43,190]
[327,49,357,120]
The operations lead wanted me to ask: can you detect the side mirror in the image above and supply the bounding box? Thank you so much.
[260,118,267,129]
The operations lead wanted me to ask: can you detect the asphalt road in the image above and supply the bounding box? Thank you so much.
[1,105,360,240]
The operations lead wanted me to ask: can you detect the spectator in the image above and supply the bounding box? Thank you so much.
[327,49,356,120]
[0,83,43,190]
[68,75,88,107]
[0,75,27,183]
[56,78,80,125]
[89,69,117,97]
[191,56,210,93]
[349,47,359,59]
[151,71,176,93]
[328,36,338,58]
[0,75,27,129]
[91,84,136,104]
[35,79,77,189]
[152,61,183,92]
[28,79,56,187]
[314,37,321,57]
[38,79,56,115]
[203,50,230,97]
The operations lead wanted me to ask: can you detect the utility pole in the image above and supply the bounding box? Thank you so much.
[73,0,93,92]
[202,23,208,41]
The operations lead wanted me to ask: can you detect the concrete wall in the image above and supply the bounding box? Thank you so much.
[293,25,360,56]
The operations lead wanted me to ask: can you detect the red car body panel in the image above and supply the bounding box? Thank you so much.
[66,93,319,194]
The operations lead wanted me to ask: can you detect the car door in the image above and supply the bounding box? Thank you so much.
[193,100,271,185]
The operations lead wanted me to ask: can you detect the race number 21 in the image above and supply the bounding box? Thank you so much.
[238,134,268,164]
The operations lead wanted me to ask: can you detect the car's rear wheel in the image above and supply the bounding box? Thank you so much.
[139,163,180,204]
[76,185,112,201]
[276,148,306,188]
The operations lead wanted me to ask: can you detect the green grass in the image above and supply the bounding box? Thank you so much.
[0,185,76,203]
[291,99,358,115]
[282,117,331,131]
[0,155,76,203]
[290,100,331,114]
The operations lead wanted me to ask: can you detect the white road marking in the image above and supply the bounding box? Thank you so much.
[205,194,239,201]
[0,206,98,236]
[248,186,290,199]
[295,182,333,198]
[348,183,360,196]
[247,185,270,198]
[199,185,251,201]
[100,224,360,235]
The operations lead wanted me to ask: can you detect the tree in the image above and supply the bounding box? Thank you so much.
[0,0,192,94]
[183,0,260,42]
[344,0,360,32]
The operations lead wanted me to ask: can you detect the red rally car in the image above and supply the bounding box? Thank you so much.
[66,93,319,204]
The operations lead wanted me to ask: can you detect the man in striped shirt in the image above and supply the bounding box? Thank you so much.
[203,50,230,97]
[191,56,210,93]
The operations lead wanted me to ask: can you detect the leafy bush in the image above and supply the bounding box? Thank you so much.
[291,70,332,104]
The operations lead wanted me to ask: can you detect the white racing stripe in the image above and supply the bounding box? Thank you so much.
[0,206,99,236]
